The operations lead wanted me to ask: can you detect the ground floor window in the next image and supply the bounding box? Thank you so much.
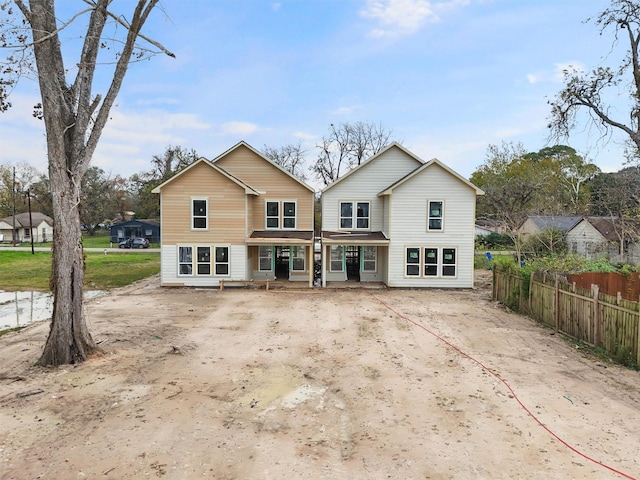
[197,247,211,275]
[330,245,344,272]
[362,246,376,272]
[291,246,305,271]
[259,246,272,271]
[215,246,230,275]
[24,228,30,239]
[405,246,457,278]
[178,245,229,276]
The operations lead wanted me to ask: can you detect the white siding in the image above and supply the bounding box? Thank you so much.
[322,148,421,231]
[160,244,247,287]
[387,164,477,288]
[566,221,608,258]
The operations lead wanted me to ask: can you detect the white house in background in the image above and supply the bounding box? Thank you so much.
[566,216,640,263]
[320,142,484,288]
[0,212,54,243]
[517,215,582,237]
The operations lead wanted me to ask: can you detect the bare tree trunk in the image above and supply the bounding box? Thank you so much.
[39,163,96,365]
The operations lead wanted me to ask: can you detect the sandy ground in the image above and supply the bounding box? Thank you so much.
[1,271,639,480]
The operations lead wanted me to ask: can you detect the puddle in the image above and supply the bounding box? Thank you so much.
[0,290,106,332]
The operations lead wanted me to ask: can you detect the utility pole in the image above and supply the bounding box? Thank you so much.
[12,167,16,246]
[27,190,34,254]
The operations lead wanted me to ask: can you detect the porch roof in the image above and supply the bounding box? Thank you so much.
[321,230,390,245]
[247,230,314,245]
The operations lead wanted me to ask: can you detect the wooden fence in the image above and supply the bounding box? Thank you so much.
[493,268,640,365]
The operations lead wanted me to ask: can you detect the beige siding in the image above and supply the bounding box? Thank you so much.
[159,162,247,245]
[566,221,609,258]
[215,145,314,231]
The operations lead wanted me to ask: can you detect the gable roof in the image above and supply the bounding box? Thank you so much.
[211,141,316,193]
[322,142,424,193]
[378,158,484,196]
[1,212,53,228]
[523,215,582,232]
[580,216,640,242]
[150,157,260,195]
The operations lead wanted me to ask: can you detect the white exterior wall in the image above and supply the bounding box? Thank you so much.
[160,244,247,287]
[322,149,421,230]
[387,164,477,288]
[566,222,608,258]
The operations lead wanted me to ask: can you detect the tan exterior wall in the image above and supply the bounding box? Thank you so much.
[160,162,247,245]
[215,145,314,231]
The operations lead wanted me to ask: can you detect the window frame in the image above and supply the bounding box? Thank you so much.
[291,245,305,271]
[282,201,297,229]
[178,246,194,276]
[266,201,279,229]
[214,246,230,276]
[330,245,345,272]
[356,202,370,229]
[339,201,371,230]
[258,245,273,271]
[196,246,211,275]
[405,247,421,276]
[442,248,456,277]
[424,247,438,276]
[427,200,444,232]
[362,245,377,272]
[192,198,209,230]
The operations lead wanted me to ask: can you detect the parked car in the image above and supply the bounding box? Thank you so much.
[118,237,150,249]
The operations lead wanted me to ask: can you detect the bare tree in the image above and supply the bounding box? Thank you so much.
[262,141,308,181]
[548,0,640,161]
[1,1,173,365]
[312,121,395,185]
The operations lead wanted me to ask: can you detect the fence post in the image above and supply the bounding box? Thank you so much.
[593,284,600,347]
[555,276,560,332]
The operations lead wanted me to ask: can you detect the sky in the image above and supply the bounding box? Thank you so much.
[0,0,632,189]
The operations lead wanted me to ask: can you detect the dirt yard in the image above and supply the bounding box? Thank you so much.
[1,272,639,480]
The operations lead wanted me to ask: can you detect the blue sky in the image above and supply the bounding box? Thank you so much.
[0,0,630,188]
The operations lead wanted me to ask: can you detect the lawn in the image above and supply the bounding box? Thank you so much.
[0,250,160,291]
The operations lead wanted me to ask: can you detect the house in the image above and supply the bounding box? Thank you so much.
[566,216,640,263]
[0,212,54,243]
[320,143,484,288]
[109,219,160,245]
[517,215,582,237]
[151,141,316,287]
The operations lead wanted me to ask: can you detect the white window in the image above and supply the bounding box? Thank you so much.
[424,248,438,276]
[197,246,211,275]
[340,201,370,229]
[362,246,376,272]
[406,247,420,276]
[442,248,456,276]
[192,199,208,230]
[259,246,272,271]
[178,246,193,275]
[283,202,296,229]
[291,246,305,271]
[266,201,279,229]
[428,200,443,231]
[215,247,230,276]
[330,245,344,272]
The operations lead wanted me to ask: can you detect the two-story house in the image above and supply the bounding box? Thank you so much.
[320,143,484,288]
[152,141,316,287]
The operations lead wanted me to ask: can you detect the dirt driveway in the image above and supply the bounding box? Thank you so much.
[1,272,639,480]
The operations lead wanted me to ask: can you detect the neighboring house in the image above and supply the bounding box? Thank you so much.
[518,215,582,237]
[475,219,507,237]
[151,141,316,287]
[566,217,640,263]
[320,143,484,288]
[0,212,54,243]
[110,219,161,244]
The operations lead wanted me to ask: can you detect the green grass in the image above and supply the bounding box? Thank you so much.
[0,250,160,291]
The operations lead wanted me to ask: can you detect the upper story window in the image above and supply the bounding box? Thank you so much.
[266,200,297,229]
[428,200,443,231]
[340,201,370,229]
[192,199,208,230]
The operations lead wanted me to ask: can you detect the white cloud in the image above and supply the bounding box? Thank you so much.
[360,0,468,38]
[293,131,316,141]
[331,105,361,115]
[220,121,260,136]
[527,62,585,84]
